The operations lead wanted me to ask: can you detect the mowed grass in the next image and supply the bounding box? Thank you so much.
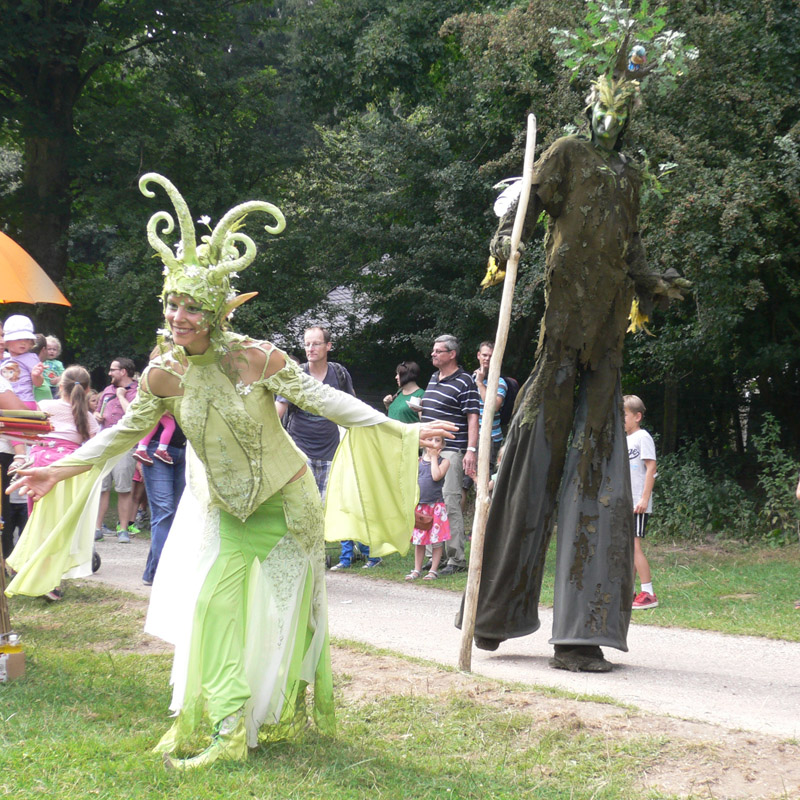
[353,535,800,642]
[1,585,674,800]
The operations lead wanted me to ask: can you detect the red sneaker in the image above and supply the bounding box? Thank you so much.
[133,449,154,466]
[632,591,659,610]
[153,449,173,464]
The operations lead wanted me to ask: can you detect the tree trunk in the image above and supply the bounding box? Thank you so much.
[662,377,678,455]
[17,84,77,341]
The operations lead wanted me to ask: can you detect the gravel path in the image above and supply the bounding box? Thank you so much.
[88,536,800,739]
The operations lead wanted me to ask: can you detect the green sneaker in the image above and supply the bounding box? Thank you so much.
[117,523,140,536]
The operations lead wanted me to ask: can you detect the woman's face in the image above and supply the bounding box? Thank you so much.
[395,373,401,387]
[165,294,212,354]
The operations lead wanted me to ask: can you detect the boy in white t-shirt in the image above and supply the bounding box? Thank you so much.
[624,395,659,609]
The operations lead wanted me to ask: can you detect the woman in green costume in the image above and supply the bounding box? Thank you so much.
[7,174,452,769]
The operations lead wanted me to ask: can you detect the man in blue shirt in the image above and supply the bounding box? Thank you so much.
[473,340,507,467]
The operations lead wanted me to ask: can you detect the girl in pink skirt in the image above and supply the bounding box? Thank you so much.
[406,435,450,581]
[28,366,98,512]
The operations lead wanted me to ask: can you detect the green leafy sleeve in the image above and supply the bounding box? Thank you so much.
[53,371,167,471]
[262,351,421,557]
[261,354,387,428]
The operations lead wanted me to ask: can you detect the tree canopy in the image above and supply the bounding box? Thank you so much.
[2,0,799,474]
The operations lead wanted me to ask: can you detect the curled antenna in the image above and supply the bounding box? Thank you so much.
[139,173,199,265]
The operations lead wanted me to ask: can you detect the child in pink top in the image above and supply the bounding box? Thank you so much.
[29,365,98,512]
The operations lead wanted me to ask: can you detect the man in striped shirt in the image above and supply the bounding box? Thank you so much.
[421,334,480,574]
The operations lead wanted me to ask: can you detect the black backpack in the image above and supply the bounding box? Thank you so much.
[499,375,520,428]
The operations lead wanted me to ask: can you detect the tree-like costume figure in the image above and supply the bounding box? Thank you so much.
[461,51,686,672]
[7,175,450,767]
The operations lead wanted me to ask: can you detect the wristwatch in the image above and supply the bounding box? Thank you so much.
[466,446,477,452]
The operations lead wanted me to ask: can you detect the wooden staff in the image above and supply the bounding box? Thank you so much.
[459,113,537,671]
[0,472,10,634]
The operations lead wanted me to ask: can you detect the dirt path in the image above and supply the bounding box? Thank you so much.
[88,536,800,800]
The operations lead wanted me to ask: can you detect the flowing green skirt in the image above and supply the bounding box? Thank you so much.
[163,472,335,747]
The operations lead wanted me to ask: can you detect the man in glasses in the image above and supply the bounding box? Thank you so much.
[94,358,139,543]
[276,326,378,569]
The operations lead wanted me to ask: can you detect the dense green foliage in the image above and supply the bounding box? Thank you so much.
[1,0,798,539]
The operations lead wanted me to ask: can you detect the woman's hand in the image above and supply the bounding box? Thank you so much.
[6,466,59,503]
[382,394,393,408]
[419,421,457,450]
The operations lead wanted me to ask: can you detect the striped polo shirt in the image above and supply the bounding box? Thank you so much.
[477,375,508,442]
[421,367,480,451]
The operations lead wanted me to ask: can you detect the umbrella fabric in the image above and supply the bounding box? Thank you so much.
[0,232,70,306]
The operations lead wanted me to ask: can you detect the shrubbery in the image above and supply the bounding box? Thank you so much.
[649,415,800,546]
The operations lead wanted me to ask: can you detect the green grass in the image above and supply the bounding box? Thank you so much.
[630,541,800,640]
[356,535,800,642]
[0,585,684,799]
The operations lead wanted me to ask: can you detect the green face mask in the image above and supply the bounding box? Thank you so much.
[591,101,627,151]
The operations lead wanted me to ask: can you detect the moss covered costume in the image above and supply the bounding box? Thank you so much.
[7,334,419,747]
[461,135,669,652]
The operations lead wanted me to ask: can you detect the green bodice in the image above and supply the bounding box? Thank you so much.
[167,347,307,521]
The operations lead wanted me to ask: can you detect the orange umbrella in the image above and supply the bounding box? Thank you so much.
[0,231,70,306]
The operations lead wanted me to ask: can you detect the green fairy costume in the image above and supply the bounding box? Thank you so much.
[7,174,420,766]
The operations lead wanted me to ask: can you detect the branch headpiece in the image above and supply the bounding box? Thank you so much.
[584,35,645,131]
[139,173,286,326]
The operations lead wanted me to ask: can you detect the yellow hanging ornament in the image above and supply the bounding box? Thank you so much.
[627,297,653,335]
[480,255,506,290]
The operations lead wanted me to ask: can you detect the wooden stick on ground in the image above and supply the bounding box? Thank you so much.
[459,113,537,672]
[0,553,10,636]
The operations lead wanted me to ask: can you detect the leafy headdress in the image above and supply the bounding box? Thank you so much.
[583,35,646,149]
[139,172,286,345]
[551,2,697,147]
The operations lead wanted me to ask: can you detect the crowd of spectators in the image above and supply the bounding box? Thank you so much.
[0,313,186,595]
[2,312,513,596]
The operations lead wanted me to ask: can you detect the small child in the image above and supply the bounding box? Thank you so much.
[32,335,53,403]
[488,443,505,497]
[406,435,450,581]
[624,395,658,610]
[134,413,177,465]
[1,315,44,408]
[44,335,65,398]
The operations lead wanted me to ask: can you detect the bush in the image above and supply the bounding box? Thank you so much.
[649,444,755,542]
[751,413,800,547]
[648,418,800,546]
